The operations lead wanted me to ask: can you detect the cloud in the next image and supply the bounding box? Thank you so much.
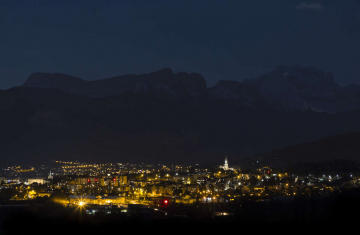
[296,2,323,11]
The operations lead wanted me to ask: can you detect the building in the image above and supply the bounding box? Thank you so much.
[101,196,125,204]
[69,195,125,205]
[220,156,231,171]
[224,156,229,171]
[27,178,45,185]
[70,195,97,205]
[48,171,53,179]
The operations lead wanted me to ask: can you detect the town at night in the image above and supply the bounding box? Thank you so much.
[1,0,360,233]
[1,156,360,233]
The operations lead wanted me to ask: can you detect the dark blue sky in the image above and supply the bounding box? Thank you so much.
[1,0,360,89]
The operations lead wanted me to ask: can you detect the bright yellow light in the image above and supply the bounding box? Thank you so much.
[79,201,84,206]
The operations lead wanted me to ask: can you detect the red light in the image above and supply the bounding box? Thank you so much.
[87,179,90,183]
[267,171,270,174]
[159,199,168,207]
[113,178,116,181]
[95,178,98,182]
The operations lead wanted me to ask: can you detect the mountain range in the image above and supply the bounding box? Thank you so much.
[1,65,360,167]
[22,65,360,113]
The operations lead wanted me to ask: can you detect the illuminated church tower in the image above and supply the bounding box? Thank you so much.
[48,170,53,179]
[224,156,229,171]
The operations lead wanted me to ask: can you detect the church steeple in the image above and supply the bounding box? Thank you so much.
[224,156,229,171]
[48,170,53,179]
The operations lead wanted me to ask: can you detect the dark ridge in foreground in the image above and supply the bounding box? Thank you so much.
[254,133,360,168]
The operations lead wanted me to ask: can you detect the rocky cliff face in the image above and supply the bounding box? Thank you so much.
[207,80,267,108]
[243,65,341,112]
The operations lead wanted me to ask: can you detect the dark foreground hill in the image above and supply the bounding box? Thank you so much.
[253,133,360,169]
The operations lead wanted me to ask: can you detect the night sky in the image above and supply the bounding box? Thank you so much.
[1,0,360,89]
